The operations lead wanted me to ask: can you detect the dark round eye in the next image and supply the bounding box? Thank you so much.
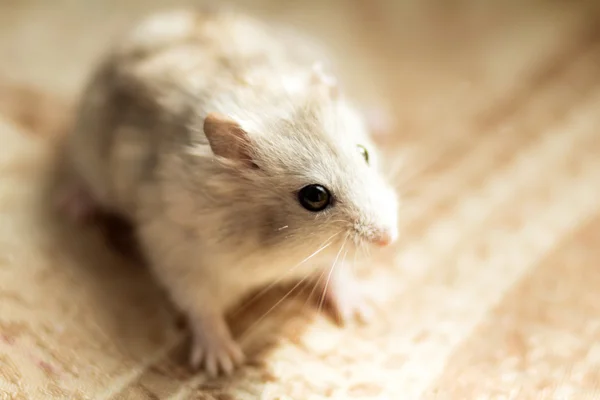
[298,184,331,212]
[357,145,369,164]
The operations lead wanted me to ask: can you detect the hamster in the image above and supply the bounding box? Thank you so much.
[59,9,399,377]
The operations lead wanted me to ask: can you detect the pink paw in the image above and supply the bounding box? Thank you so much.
[316,266,375,326]
[323,282,375,326]
[188,313,245,377]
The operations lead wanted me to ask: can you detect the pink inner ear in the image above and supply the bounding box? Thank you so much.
[203,112,256,167]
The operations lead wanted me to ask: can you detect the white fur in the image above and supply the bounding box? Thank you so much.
[67,9,399,373]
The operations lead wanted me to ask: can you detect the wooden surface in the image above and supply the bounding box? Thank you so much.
[0,1,599,399]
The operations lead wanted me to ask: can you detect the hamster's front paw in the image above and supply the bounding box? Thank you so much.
[188,312,245,377]
[318,267,374,326]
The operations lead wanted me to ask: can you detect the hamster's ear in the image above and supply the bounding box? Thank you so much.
[203,112,256,168]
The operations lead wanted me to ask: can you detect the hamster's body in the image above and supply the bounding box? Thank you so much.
[62,9,399,376]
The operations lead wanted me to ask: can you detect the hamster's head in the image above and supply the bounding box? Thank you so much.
[202,79,398,259]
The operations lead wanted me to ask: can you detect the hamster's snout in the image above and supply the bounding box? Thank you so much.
[370,189,399,248]
[372,227,398,247]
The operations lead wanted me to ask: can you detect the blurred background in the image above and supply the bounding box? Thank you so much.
[2,0,600,187]
[1,1,600,399]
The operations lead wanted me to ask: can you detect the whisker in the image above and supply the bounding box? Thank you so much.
[358,241,369,269]
[303,262,328,313]
[238,271,315,341]
[317,235,348,316]
[352,243,359,275]
[231,230,342,317]
[325,219,352,224]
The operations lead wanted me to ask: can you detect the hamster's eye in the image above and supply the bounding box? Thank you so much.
[357,145,369,164]
[298,184,331,212]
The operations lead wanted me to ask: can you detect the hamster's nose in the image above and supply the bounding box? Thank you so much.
[374,228,398,247]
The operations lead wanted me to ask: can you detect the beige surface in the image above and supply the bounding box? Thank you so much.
[1,1,600,399]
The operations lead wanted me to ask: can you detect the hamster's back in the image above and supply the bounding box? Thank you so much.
[110,9,328,99]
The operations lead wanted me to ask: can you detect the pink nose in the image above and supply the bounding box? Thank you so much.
[374,230,397,247]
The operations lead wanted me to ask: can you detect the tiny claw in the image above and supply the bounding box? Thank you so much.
[205,355,218,378]
[188,312,245,377]
[352,298,375,325]
[328,292,375,327]
[218,353,234,376]
[189,346,204,369]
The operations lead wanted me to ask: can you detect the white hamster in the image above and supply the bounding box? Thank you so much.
[59,9,399,377]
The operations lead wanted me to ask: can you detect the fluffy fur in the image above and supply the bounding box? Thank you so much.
[64,9,399,376]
